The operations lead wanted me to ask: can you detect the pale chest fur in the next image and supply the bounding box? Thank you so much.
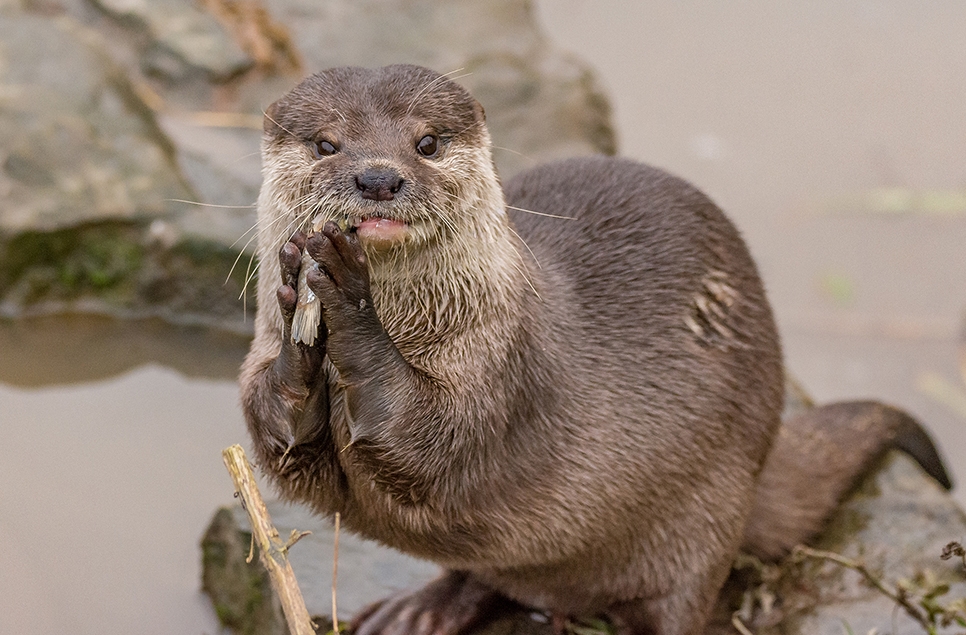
[366,240,525,386]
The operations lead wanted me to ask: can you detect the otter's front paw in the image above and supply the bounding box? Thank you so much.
[305,222,382,371]
[352,571,506,635]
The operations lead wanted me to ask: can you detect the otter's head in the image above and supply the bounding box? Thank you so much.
[260,65,503,257]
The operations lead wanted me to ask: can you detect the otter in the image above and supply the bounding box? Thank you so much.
[239,64,951,635]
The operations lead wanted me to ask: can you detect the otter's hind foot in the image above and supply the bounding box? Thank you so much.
[351,571,506,635]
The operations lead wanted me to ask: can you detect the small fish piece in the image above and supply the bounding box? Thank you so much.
[290,248,321,345]
[333,216,352,233]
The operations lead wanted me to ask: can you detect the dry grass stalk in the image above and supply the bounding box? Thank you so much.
[332,512,341,635]
[730,613,755,635]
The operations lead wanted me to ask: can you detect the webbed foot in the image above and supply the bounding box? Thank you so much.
[351,571,507,635]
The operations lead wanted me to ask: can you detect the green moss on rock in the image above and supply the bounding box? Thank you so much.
[0,221,144,299]
[201,507,284,635]
[0,219,255,331]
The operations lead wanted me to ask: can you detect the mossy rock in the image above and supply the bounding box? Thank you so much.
[0,219,254,331]
[201,507,284,635]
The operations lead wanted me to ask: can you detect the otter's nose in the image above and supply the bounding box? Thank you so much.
[355,167,403,201]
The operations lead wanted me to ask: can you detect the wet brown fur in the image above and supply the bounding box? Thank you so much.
[240,65,950,635]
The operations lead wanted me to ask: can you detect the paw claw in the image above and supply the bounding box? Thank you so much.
[279,241,303,287]
[288,230,307,250]
[276,284,297,320]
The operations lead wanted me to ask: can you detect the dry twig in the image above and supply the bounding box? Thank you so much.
[793,546,930,627]
[222,444,316,635]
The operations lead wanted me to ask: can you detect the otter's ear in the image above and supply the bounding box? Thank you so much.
[474,99,486,122]
[263,101,282,136]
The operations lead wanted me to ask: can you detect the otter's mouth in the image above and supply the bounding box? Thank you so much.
[353,214,408,244]
[309,210,411,246]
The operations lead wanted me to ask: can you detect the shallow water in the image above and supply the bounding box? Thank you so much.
[0,329,242,635]
[3,3,966,634]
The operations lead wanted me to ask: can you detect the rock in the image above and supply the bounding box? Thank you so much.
[228,0,616,180]
[0,217,255,330]
[90,0,253,81]
[201,507,284,635]
[201,500,556,635]
[0,12,258,326]
[202,452,966,635]
[0,13,193,233]
[206,503,441,622]
[779,452,966,634]
[707,451,966,634]
[1,0,616,329]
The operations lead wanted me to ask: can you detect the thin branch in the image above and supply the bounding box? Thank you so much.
[793,545,930,627]
[222,444,316,635]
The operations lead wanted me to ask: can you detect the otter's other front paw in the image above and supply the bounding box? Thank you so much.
[276,231,305,329]
[274,231,323,384]
[352,571,506,635]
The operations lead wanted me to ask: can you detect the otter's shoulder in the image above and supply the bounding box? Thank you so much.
[505,156,730,234]
[506,156,687,208]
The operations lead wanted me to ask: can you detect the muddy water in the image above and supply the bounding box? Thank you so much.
[2,3,966,634]
[0,318,246,635]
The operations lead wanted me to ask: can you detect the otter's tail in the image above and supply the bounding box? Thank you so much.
[741,401,952,560]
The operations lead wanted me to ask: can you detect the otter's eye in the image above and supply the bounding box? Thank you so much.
[416,134,439,158]
[313,139,338,158]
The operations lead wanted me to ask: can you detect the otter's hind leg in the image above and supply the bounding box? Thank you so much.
[352,571,511,635]
[605,556,733,635]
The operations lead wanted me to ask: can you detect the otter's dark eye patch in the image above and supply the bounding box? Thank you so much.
[416,135,439,158]
[313,139,338,158]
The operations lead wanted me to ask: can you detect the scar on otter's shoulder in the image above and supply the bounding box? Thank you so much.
[684,270,741,348]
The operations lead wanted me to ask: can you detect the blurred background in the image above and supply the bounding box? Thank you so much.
[1,1,964,633]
